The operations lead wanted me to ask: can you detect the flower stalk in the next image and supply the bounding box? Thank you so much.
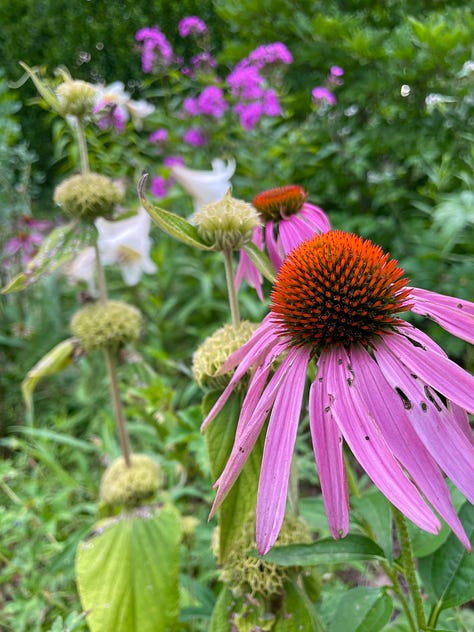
[223,248,240,327]
[75,117,90,175]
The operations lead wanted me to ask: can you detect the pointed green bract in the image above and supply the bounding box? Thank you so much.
[76,505,181,632]
[242,241,276,283]
[1,222,96,293]
[139,176,213,251]
[22,338,77,410]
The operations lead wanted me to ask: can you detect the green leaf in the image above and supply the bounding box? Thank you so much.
[139,176,213,251]
[241,241,276,284]
[352,488,393,562]
[1,222,96,293]
[418,502,474,610]
[274,579,326,631]
[19,61,62,113]
[203,389,265,563]
[21,338,77,410]
[260,534,386,566]
[328,587,393,632]
[208,587,233,632]
[76,505,181,632]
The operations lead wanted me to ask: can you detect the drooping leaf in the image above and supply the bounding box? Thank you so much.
[203,389,265,564]
[2,222,96,293]
[21,338,77,410]
[241,241,276,284]
[139,175,213,251]
[328,587,393,632]
[418,502,474,610]
[19,61,62,113]
[259,534,386,566]
[76,505,181,632]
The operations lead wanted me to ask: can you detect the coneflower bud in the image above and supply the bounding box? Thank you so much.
[56,79,97,118]
[193,189,261,251]
[192,321,259,389]
[70,300,143,352]
[53,173,123,221]
[100,454,163,508]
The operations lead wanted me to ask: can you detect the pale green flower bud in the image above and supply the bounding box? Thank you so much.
[219,514,312,599]
[100,454,163,508]
[56,79,97,118]
[70,300,143,352]
[192,189,261,251]
[53,173,123,221]
[192,321,259,389]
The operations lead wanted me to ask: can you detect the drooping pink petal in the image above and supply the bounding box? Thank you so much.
[383,331,474,415]
[410,287,474,344]
[373,338,474,510]
[278,214,317,254]
[448,402,474,446]
[256,346,310,554]
[325,348,440,534]
[310,356,349,538]
[265,221,283,270]
[351,345,470,549]
[236,226,265,300]
[210,348,303,517]
[300,204,331,233]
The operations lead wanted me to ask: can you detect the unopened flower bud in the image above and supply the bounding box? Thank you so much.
[70,300,143,351]
[192,321,259,389]
[100,454,163,508]
[56,79,97,118]
[193,189,260,250]
[54,173,123,221]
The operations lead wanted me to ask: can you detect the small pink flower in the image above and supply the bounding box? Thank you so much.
[150,176,171,198]
[330,65,344,77]
[149,128,168,144]
[247,42,293,68]
[205,230,474,555]
[136,26,173,72]
[262,89,281,117]
[312,86,336,106]
[163,155,185,168]
[183,128,208,147]
[234,101,264,130]
[197,86,228,118]
[178,16,207,37]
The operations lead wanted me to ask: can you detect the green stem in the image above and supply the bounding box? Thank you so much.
[392,506,427,631]
[223,248,240,328]
[104,347,131,467]
[75,117,90,174]
[94,243,108,303]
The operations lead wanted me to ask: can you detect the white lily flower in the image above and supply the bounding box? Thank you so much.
[94,81,154,131]
[95,207,157,285]
[171,158,236,212]
[65,246,96,290]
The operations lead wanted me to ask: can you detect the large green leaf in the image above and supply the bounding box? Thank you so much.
[418,502,474,610]
[328,587,393,632]
[2,222,96,293]
[208,587,233,632]
[352,489,393,562]
[241,241,276,284]
[203,389,264,563]
[76,505,181,632]
[139,176,213,251]
[260,534,386,566]
[274,579,326,631]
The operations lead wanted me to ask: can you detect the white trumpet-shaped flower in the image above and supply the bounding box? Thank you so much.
[94,81,155,132]
[171,158,236,212]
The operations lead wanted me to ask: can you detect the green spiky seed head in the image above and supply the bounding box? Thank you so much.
[192,321,259,389]
[70,300,143,351]
[100,454,163,508]
[53,172,123,221]
[56,79,97,118]
[193,189,261,251]
[220,514,311,599]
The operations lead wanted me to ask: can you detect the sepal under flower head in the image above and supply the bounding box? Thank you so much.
[193,189,261,251]
[100,454,163,508]
[219,513,311,599]
[54,173,123,221]
[192,321,259,389]
[56,79,97,118]
[70,300,143,351]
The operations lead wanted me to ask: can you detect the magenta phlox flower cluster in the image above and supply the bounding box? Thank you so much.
[4,215,52,266]
[149,128,169,144]
[312,66,344,107]
[178,16,207,38]
[95,103,128,132]
[247,42,293,68]
[183,86,227,119]
[183,128,208,147]
[312,87,337,106]
[135,26,173,73]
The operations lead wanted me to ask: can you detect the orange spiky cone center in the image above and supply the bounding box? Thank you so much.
[271,230,412,349]
[253,185,307,221]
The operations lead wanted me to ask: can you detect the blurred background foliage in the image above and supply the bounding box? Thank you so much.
[1,1,474,630]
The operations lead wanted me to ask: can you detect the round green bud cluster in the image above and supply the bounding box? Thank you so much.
[193,189,261,251]
[70,300,143,352]
[53,173,123,221]
[192,321,259,389]
[100,454,163,508]
[56,79,97,118]
[220,514,312,599]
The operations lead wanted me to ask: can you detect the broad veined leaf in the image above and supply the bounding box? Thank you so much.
[76,505,181,632]
[328,586,393,632]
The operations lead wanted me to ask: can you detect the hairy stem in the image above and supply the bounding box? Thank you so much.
[223,248,240,328]
[75,117,90,174]
[104,347,131,467]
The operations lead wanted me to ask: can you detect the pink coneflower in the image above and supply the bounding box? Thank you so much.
[203,230,474,555]
[236,185,330,297]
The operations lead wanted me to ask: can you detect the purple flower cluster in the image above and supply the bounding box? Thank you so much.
[178,16,207,38]
[136,27,173,73]
[312,66,344,108]
[183,128,208,147]
[150,156,185,199]
[247,42,293,68]
[183,86,228,119]
[4,215,52,266]
[149,128,169,144]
